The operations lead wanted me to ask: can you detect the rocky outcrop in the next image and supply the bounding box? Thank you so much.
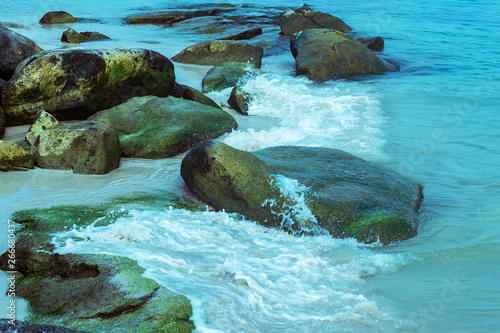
[31,121,120,174]
[61,28,110,43]
[39,11,79,24]
[172,40,263,68]
[0,25,43,80]
[126,8,234,26]
[202,66,250,93]
[2,48,175,126]
[88,96,237,159]
[0,140,34,171]
[228,85,252,115]
[0,193,197,333]
[279,6,352,35]
[291,29,397,81]
[181,141,424,244]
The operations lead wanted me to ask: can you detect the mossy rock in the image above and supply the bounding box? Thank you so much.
[172,40,263,68]
[2,48,175,126]
[181,141,424,244]
[290,29,397,81]
[279,6,352,35]
[0,191,200,333]
[0,106,5,138]
[0,140,34,171]
[89,96,236,158]
[179,84,221,109]
[61,28,111,43]
[202,66,250,93]
[39,11,79,24]
[228,84,252,115]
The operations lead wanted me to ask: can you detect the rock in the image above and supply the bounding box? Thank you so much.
[39,11,79,24]
[279,6,352,35]
[0,140,34,171]
[228,85,252,115]
[0,192,198,332]
[0,106,5,138]
[126,8,234,26]
[2,48,175,126]
[357,36,385,51]
[31,121,121,174]
[290,29,397,81]
[88,96,237,159]
[217,27,263,40]
[180,84,222,109]
[0,320,90,333]
[202,66,250,93]
[61,28,110,43]
[26,110,61,146]
[0,25,43,80]
[181,142,424,244]
[172,40,263,68]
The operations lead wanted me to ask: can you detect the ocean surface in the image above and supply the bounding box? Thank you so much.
[1,0,499,332]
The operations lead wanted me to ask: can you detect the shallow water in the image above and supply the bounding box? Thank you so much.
[1,0,499,332]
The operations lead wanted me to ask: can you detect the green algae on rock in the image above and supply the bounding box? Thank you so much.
[2,48,175,126]
[89,96,237,159]
[178,84,222,109]
[0,191,200,333]
[181,141,424,244]
[0,140,34,171]
[202,66,250,93]
[290,29,398,81]
[39,11,79,24]
[61,28,110,43]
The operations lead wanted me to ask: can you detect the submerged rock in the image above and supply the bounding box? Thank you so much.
[291,29,397,81]
[279,6,352,35]
[61,28,110,43]
[0,320,89,333]
[89,96,237,158]
[126,8,234,26]
[0,25,43,80]
[31,121,120,174]
[0,140,34,171]
[2,48,175,126]
[0,192,197,332]
[202,66,250,93]
[357,36,385,51]
[217,27,263,40]
[172,40,263,68]
[181,141,423,244]
[39,11,79,24]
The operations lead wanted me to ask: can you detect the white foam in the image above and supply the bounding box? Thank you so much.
[222,73,388,160]
[54,208,412,332]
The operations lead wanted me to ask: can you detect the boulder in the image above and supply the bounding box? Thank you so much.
[181,141,424,244]
[88,96,237,158]
[0,192,198,332]
[2,48,175,126]
[0,140,34,171]
[0,25,43,80]
[172,40,263,68]
[202,66,250,93]
[179,84,222,109]
[279,6,352,35]
[26,110,61,146]
[357,36,385,52]
[61,28,110,43]
[228,85,252,115]
[39,11,79,24]
[217,27,263,40]
[0,106,5,138]
[31,121,121,174]
[291,29,397,81]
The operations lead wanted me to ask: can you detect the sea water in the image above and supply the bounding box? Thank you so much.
[1,0,499,332]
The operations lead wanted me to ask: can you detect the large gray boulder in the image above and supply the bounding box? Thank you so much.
[181,141,424,244]
[0,140,34,171]
[89,96,237,158]
[0,25,43,80]
[31,121,121,174]
[2,48,176,126]
[279,6,352,35]
[172,40,263,68]
[291,29,397,81]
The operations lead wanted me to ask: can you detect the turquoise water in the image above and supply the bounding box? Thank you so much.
[1,0,499,332]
